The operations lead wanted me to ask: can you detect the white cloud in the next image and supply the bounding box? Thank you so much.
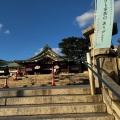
[52,48,62,55]
[34,48,43,55]
[4,30,10,34]
[0,23,11,34]
[39,48,43,52]
[34,47,63,56]
[0,23,3,30]
[76,0,120,28]
[34,52,38,55]
[75,10,94,27]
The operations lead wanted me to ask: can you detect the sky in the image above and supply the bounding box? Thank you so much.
[0,0,120,61]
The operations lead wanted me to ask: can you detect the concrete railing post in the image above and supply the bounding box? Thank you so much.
[86,52,96,95]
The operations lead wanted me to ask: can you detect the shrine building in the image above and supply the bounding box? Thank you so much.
[11,45,83,75]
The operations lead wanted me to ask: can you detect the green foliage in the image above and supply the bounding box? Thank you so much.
[58,36,89,59]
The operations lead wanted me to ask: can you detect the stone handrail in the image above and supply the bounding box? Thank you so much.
[80,58,120,99]
[81,57,120,119]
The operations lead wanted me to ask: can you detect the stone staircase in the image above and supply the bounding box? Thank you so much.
[0,85,114,120]
[0,73,89,88]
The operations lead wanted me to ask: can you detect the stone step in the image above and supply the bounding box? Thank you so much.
[10,77,88,83]
[0,94,102,106]
[0,103,106,116]
[0,85,91,97]
[0,84,114,119]
[0,113,114,120]
[7,79,70,84]
[0,75,89,88]
[0,80,88,88]
[0,76,8,79]
[2,80,83,84]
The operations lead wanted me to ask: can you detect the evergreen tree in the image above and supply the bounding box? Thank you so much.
[58,36,89,59]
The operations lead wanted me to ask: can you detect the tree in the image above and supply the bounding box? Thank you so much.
[58,36,89,59]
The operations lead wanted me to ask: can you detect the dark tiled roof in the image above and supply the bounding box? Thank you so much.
[15,45,69,63]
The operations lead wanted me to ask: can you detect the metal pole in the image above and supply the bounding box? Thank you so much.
[51,67,56,86]
[86,52,96,95]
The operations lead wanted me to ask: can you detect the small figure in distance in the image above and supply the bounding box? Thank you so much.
[4,66,10,76]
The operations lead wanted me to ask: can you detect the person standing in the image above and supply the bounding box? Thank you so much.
[4,66,10,76]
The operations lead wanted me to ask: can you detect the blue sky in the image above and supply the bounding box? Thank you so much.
[0,0,120,61]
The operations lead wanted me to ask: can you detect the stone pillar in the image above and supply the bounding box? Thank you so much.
[89,33,94,50]
[82,23,119,93]
[86,52,96,95]
[91,48,119,91]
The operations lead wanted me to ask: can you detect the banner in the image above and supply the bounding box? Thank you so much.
[94,0,114,48]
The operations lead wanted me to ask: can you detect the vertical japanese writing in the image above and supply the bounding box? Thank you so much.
[101,0,108,42]
[110,0,113,25]
[94,0,114,48]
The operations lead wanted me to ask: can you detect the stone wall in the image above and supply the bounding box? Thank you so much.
[90,49,119,88]
[117,58,120,75]
[88,49,120,119]
[102,75,120,120]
